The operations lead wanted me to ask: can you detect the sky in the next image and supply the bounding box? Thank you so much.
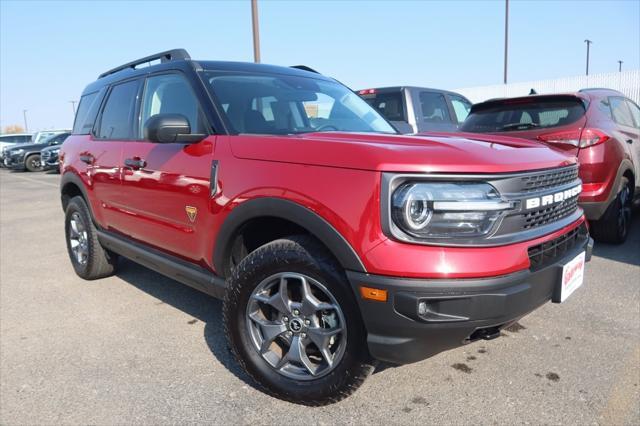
[1,0,639,131]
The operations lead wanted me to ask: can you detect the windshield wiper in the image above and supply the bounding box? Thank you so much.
[500,122,539,131]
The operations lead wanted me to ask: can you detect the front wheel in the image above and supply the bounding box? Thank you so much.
[223,235,375,405]
[25,154,41,172]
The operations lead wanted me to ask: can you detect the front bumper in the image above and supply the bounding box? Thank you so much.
[4,154,26,170]
[41,153,59,170]
[347,226,593,365]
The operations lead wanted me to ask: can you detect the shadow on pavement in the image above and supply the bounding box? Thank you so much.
[115,259,258,389]
[591,215,640,267]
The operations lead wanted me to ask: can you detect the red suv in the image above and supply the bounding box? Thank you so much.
[461,90,640,243]
[60,50,592,405]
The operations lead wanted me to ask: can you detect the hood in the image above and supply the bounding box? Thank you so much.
[6,143,48,152]
[41,144,61,152]
[229,132,576,174]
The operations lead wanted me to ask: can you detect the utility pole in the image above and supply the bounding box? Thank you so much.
[503,0,509,84]
[584,39,592,76]
[69,100,77,116]
[251,0,261,63]
[22,109,28,132]
[618,60,623,72]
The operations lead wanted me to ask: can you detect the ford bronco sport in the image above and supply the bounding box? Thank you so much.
[60,49,593,405]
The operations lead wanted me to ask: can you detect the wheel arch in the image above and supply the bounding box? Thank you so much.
[213,198,366,277]
[60,172,92,214]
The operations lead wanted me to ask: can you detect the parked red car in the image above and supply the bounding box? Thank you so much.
[461,90,640,243]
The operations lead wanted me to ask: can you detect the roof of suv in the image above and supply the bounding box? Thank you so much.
[473,88,626,107]
[84,49,331,94]
[358,86,467,97]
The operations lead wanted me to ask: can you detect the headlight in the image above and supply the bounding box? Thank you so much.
[390,182,513,240]
[10,149,24,155]
[51,148,60,154]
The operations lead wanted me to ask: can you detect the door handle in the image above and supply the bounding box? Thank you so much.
[124,157,147,169]
[626,139,634,144]
[79,154,94,164]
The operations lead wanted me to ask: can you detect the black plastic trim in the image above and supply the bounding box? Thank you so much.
[213,197,366,275]
[209,160,219,197]
[97,230,226,299]
[98,49,191,79]
[346,231,592,364]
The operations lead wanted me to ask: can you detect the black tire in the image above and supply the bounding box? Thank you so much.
[223,235,376,405]
[25,154,41,172]
[590,177,632,244]
[64,196,118,279]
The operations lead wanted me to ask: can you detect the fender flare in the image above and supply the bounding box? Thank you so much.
[60,171,93,214]
[213,197,367,275]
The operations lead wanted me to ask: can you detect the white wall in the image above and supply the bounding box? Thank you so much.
[454,69,640,104]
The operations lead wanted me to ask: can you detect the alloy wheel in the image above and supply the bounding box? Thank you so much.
[68,212,89,265]
[246,272,347,381]
[618,185,632,239]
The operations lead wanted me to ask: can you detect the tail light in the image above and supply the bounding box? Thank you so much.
[537,128,610,148]
[358,89,376,95]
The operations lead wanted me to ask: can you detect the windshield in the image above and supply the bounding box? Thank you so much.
[33,132,59,144]
[461,98,586,133]
[202,72,396,135]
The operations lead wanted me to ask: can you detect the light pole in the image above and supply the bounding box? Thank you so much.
[503,0,509,84]
[22,109,28,132]
[618,60,623,72]
[69,100,77,116]
[251,0,261,63]
[584,39,593,76]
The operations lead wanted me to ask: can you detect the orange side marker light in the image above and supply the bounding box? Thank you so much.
[359,286,388,302]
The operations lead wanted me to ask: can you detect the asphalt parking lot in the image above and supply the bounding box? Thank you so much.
[0,168,638,425]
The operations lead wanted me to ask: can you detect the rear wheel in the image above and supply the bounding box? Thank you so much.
[591,177,632,244]
[223,235,375,405]
[65,196,118,279]
[25,154,41,172]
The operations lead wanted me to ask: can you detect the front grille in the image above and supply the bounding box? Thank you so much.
[520,165,579,193]
[528,223,586,270]
[523,197,579,230]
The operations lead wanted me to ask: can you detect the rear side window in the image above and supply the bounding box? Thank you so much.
[360,92,405,122]
[96,80,139,139]
[626,100,640,128]
[450,95,471,122]
[419,92,451,123]
[461,98,585,132]
[610,97,635,127]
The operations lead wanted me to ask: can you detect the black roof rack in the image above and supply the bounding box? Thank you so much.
[290,65,319,74]
[98,49,191,79]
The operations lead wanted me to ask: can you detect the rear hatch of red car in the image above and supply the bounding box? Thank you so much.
[460,94,595,157]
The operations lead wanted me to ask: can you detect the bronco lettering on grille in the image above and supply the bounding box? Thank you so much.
[525,184,581,210]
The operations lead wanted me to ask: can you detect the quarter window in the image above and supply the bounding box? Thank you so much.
[610,97,634,127]
[450,95,472,122]
[140,73,206,136]
[625,100,640,128]
[96,80,139,139]
[420,92,451,123]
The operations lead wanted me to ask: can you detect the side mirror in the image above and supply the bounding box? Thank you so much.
[144,113,205,143]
